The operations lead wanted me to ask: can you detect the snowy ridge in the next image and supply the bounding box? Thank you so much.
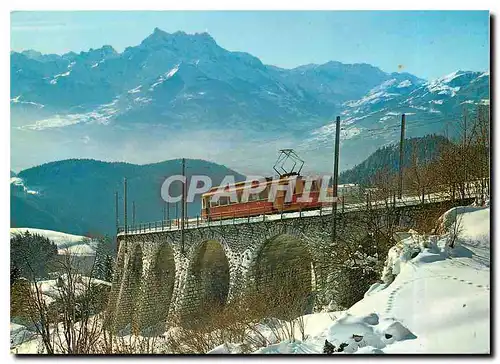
[345,91,398,108]
[11,176,39,195]
[10,95,45,108]
[426,81,460,97]
[343,78,404,108]
[20,98,120,130]
[307,69,488,158]
[149,63,181,90]
[10,227,97,256]
[91,59,105,68]
[128,85,142,94]
[396,80,412,88]
[49,71,71,85]
[436,70,466,84]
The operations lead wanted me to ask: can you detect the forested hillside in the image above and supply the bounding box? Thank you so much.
[340,135,452,185]
[11,158,245,236]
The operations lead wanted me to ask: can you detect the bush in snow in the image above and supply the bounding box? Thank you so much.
[10,249,114,354]
[327,229,393,309]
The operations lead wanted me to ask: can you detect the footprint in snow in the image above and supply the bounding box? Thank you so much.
[443,275,489,291]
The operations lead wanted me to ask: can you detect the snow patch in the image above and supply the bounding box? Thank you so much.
[166,64,180,78]
[150,63,182,90]
[438,70,465,84]
[133,97,152,105]
[128,85,142,94]
[426,76,461,97]
[396,80,412,88]
[10,227,98,256]
[10,177,39,195]
[345,91,398,108]
[21,98,120,130]
[342,127,362,140]
[21,115,83,130]
[49,71,71,85]
[91,60,105,69]
[344,79,400,108]
[10,95,44,108]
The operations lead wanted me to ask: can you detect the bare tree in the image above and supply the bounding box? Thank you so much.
[13,248,112,354]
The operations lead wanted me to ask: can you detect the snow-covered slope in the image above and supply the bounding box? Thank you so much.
[211,204,490,354]
[33,274,111,306]
[344,206,490,354]
[10,227,97,256]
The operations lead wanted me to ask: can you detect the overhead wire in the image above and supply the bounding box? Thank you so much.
[341,115,461,138]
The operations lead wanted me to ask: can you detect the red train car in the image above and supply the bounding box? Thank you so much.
[201,174,333,220]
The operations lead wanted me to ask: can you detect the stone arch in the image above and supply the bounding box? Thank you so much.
[113,243,144,334]
[137,243,176,335]
[250,233,315,320]
[180,239,230,326]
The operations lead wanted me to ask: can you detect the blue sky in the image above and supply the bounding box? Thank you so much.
[11,10,489,80]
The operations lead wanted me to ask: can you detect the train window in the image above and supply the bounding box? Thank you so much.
[210,198,218,207]
[295,179,304,194]
[260,188,269,200]
[311,180,318,192]
[219,196,229,205]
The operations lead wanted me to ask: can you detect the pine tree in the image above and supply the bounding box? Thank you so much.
[10,231,58,280]
[104,255,114,282]
[93,236,114,281]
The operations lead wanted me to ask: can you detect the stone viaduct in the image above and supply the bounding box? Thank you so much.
[106,197,473,335]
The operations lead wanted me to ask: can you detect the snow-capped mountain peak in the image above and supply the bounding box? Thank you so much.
[10,30,489,173]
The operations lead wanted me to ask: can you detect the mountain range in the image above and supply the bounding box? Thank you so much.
[11,28,489,175]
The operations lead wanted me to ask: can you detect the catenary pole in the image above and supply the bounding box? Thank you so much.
[398,113,406,199]
[332,116,341,242]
